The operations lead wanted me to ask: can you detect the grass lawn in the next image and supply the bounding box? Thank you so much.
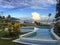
[0,39,27,45]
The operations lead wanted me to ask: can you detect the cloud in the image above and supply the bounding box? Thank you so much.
[0,0,56,9]
[32,12,40,21]
[32,12,54,21]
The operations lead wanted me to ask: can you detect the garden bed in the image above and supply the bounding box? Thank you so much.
[54,30,60,37]
[0,32,28,45]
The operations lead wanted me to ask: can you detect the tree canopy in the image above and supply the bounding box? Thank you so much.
[55,0,60,18]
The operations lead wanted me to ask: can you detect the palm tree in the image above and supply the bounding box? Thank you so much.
[2,16,5,19]
[7,15,11,18]
[47,13,51,23]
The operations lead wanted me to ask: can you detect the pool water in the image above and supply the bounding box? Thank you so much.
[21,26,34,32]
[25,28,56,40]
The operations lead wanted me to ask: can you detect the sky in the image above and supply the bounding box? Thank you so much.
[0,0,56,20]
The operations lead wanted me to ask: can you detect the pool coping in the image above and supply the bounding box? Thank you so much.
[19,27,38,38]
[51,27,60,42]
[13,39,40,45]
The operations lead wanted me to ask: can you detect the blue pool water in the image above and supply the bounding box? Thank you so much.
[21,26,34,32]
[25,28,56,40]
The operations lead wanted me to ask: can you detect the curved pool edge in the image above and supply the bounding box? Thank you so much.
[12,38,57,45]
[51,27,60,43]
[20,37,57,43]
[19,27,37,38]
[12,39,39,45]
[12,39,31,45]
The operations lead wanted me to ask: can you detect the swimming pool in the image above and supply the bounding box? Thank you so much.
[13,27,60,45]
[24,28,56,40]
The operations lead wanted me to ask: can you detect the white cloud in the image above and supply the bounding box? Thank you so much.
[32,12,40,21]
[0,0,56,9]
[47,0,56,4]
[0,5,15,8]
[31,12,53,22]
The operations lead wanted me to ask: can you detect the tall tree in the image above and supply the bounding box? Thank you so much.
[47,13,51,22]
[54,0,60,35]
[6,15,11,22]
[2,16,5,19]
[7,15,11,18]
[55,0,60,18]
[48,13,51,17]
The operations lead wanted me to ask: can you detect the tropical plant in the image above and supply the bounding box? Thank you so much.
[2,21,6,31]
[8,22,13,35]
[55,22,60,33]
[13,22,20,37]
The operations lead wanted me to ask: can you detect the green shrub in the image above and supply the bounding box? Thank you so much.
[55,22,60,33]
[1,31,9,37]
